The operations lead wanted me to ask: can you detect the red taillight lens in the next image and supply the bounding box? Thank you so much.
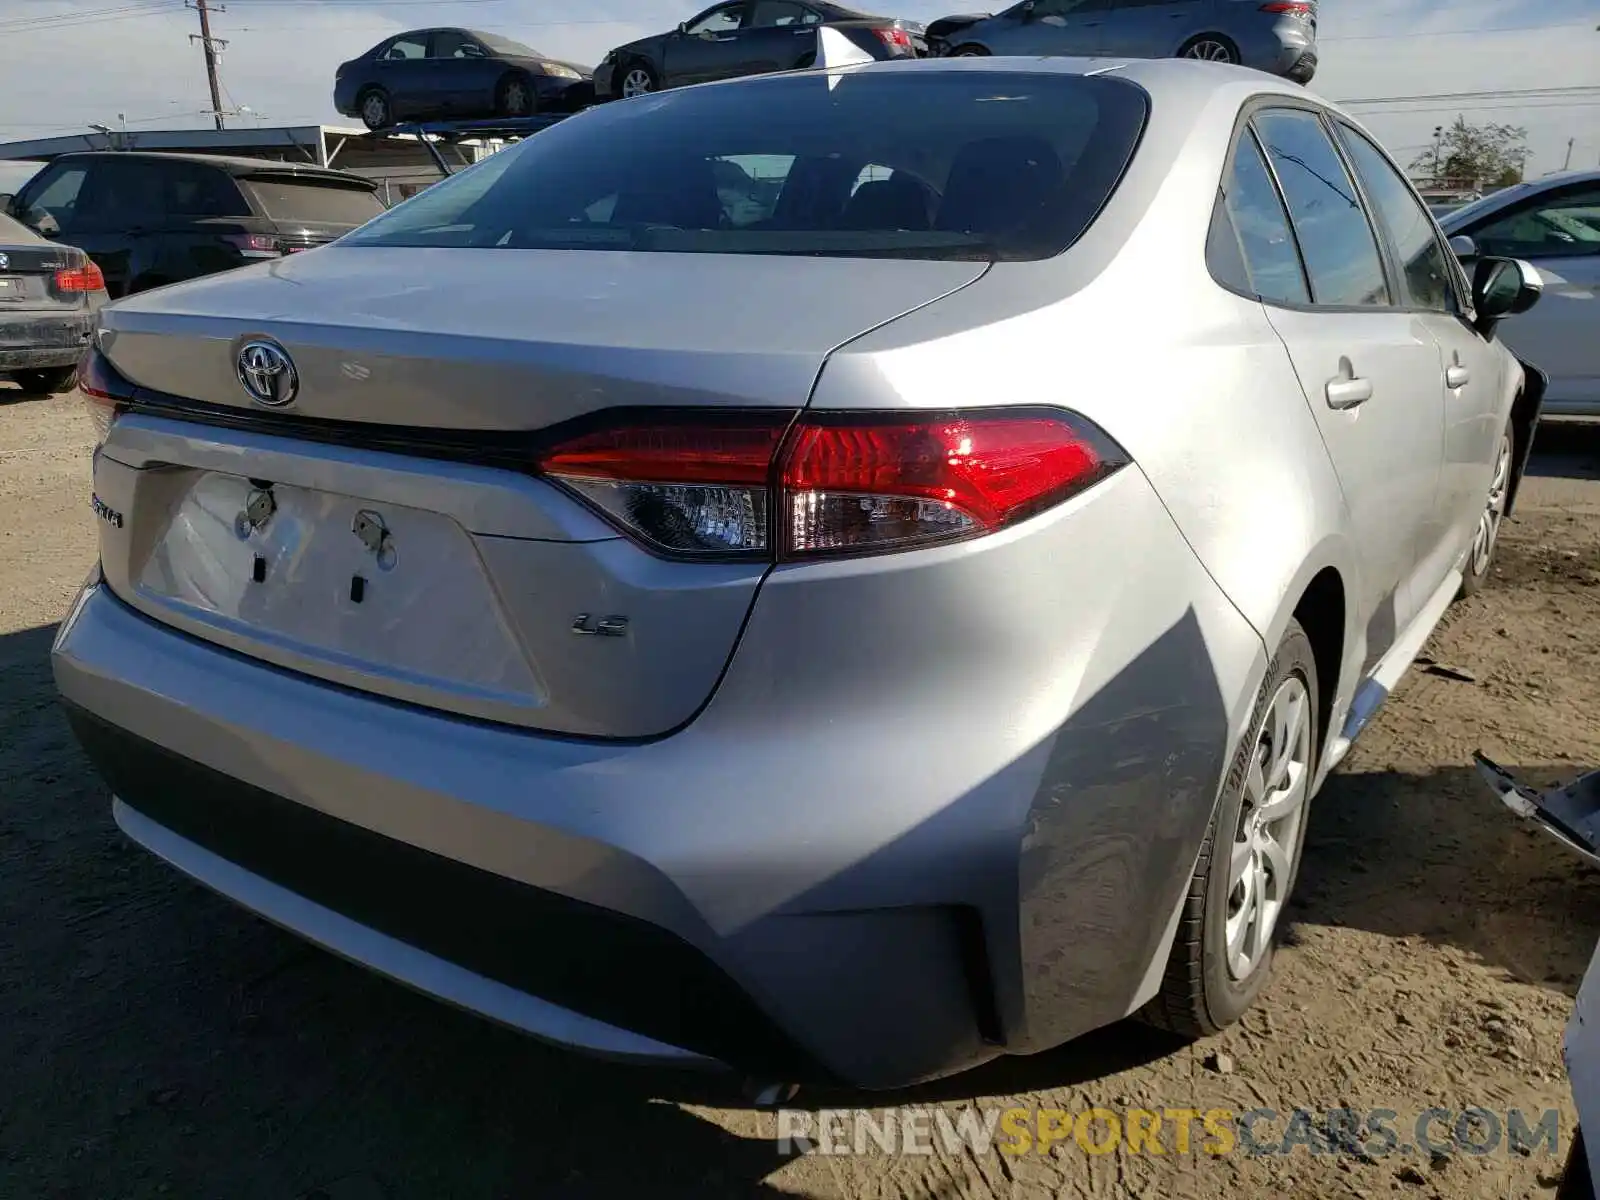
[537,408,1124,561]
[1260,2,1313,13]
[222,233,281,259]
[54,262,105,293]
[537,417,788,556]
[781,413,1114,557]
[77,344,134,446]
[873,27,915,53]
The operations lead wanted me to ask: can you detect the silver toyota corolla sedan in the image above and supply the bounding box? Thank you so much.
[54,55,1544,1093]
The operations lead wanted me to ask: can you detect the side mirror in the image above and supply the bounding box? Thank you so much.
[1448,234,1478,261]
[676,21,688,34]
[0,193,12,216]
[1018,0,1037,18]
[1472,256,1542,336]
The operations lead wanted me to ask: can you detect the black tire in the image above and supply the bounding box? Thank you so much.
[1457,418,1514,599]
[1142,618,1319,1037]
[497,72,536,118]
[949,44,990,57]
[357,88,392,131]
[11,366,78,395]
[616,59,658,98]
[1177,34,1241,63]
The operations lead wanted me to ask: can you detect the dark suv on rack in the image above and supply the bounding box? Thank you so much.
[3,151,386,298]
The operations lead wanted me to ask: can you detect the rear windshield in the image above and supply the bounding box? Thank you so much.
[241,177,386,226]
[341,70,1150,261]
[479,34,543,57]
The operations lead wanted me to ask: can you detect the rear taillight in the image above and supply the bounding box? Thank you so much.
[1260,2,1313,14]
[54,262,105,293]
[222,233,282,259]
[78,343,134,446]
[536,408,1126,561]
[873,27,915,54]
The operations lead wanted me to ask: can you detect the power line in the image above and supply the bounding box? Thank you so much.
[1337,85,1600,106]
[1321,21,1600,42]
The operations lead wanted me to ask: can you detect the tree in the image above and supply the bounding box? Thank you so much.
[1409,116,1529,187]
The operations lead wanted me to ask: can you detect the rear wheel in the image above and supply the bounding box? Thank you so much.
[357,88,392,131]
[1143,619,1318,1037]
[498,73,536,117]
[12,366,79,395]
[619,60,658,98]
[1179,34,1240,63]
[949,44,990,57]
[1458,421,1514,598]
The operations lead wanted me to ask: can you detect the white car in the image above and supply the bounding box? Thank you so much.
[1441,170,1600,419]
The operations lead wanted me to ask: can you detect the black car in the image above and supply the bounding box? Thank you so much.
[0,210,105,395]
[334,28,593,130]
[594,1,925,100]
[3,152,386,299]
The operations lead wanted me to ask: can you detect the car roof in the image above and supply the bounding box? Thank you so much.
[45,150,378,186]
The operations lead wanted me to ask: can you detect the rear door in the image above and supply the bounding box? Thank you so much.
[1099,0,1209,56]
[370,31,433,119]
[741,0,823,72]
[1333,120,1506,587]
[427,29,498,114]
[1238,106,1448,658]
[663,2,749,85]
[984,0,1116,55]
[1456,181,1600,412]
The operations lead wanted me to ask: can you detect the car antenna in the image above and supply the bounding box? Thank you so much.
[817,25,875,73]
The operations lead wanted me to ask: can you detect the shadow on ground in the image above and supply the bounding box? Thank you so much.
[1528,420,1600,482]
[1292,761,1600,993]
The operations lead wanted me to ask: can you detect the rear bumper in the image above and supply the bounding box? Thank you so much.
[53,464,1266,1088]
[0,310,95,370]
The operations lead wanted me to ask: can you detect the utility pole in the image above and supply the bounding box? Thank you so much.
[188,0,228,130]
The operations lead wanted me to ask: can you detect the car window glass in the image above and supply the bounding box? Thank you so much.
[18,165,87,233]
[1211,130,1309,305]
[1115,0,1198,7]
[1470,186,1600,260]
[1033,0,1115,15]
[749,1,818,26]
[430,30,481,58]
[77,159,165,229]
[162,162,251,217]
[686,4,745,35]
[1253,108,1388,307]
[1336,124,1455,312]
[383,35,427,60]
[343,71,1150,262]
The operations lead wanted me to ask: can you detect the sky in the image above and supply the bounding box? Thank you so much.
[0,0,1596,176]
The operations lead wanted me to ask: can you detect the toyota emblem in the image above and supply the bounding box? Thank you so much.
[236,339,298,408]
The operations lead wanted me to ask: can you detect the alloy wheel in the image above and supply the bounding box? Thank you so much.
[505,80,531,115]
[1225,674,1312,981]
[1472,433,1513,578]
[361,94,389,127]
[622,68,654,98]
[1183,40,1237,62]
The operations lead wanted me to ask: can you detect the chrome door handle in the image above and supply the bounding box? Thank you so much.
[1446,364,1471,389]
[1325,372,1373,410]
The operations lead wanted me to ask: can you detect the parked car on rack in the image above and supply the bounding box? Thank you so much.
[593,1,925,99]
[1440,170,1600,419]
[928,0,1318,82]
[3,152,385,298]
[56,55,1544,1095]
[335,28,593,130]
[0,209,105,395]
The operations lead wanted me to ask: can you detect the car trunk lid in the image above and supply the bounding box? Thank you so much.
[94,247,986,738]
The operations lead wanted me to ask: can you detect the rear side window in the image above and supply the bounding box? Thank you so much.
[240,177,386,225]
[340,71,1150,261]
[162,162,251,217]
[1252,108,1389,307]
[1335,124,1456,312]
[1209,130,1309,305]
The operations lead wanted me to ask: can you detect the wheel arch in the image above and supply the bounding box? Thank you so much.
[1506,356,1548,518]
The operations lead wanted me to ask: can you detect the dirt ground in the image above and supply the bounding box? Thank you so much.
[3,385,1599,1200]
